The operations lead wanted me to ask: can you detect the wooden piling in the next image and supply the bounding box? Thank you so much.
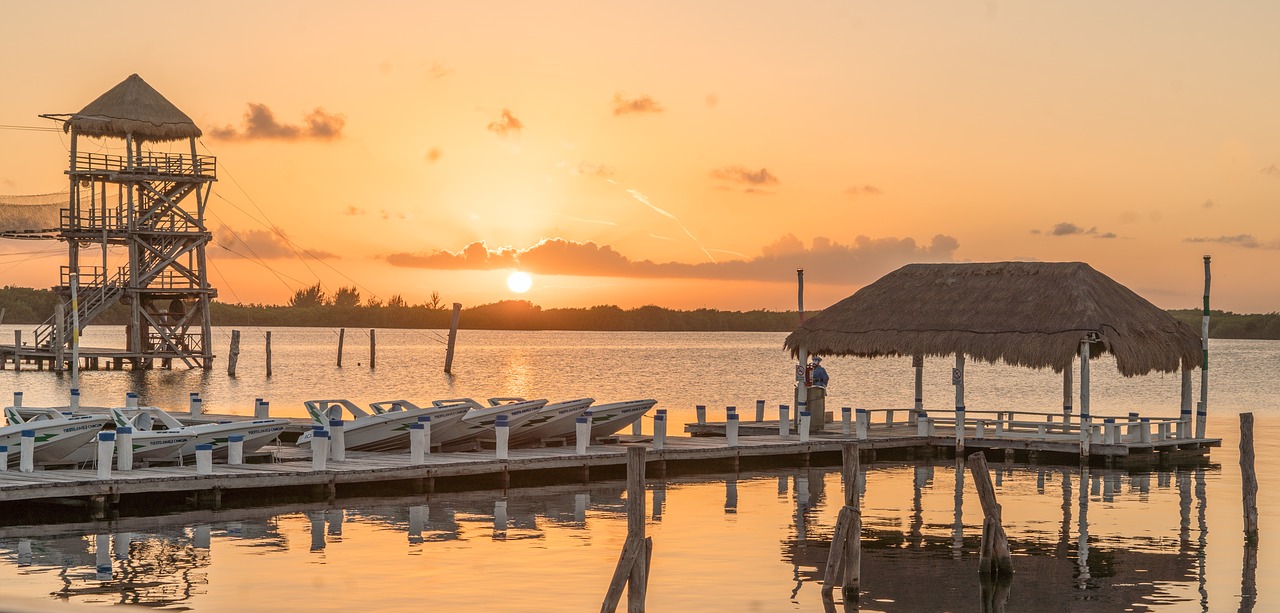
[966,452,1013,577]
[602,446,650,613]
[369,328,376,369]
[13,330,20,372]
[1240,412,1258,543]
[265,331,273,377]
[445,303,462,374]
[227,330,241,377]
[54,303,65,372]
[336,328,345,367]
[822,442,861,602]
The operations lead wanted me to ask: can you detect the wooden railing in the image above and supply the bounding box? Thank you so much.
[72,152,216,179]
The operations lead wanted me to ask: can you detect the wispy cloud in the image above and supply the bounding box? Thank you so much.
[1261,163,1280,177]
[705,94,719,108]
[487,109,524,138]
[209,103,345,141]
[343,206,365,216]
[1203,199,1215,209]
[712,166,779,186]
[428,62,454,80]
[213,226,337,259]
[845,185,883,197]
[1184,234,1280,249]
[627,189,716,262]
[387,234,959,284]
[612,93,664,116]
[573,162,614,178]
[426,148,442,163]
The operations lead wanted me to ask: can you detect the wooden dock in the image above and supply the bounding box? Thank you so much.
[0,414,1218,518]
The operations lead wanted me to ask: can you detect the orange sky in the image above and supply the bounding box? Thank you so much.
[1,1,1278,312]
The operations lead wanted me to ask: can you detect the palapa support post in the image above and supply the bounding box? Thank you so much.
[954,353,966,453]
[1197,255,1211,439]
[1240,412,1259,543]
[822,442,861,603]
[444,303,462,373]
[967,452,1013,577]
[601,446,650,613]
[336,328,345,368]
[1063,356,1073,423]
[1079,336,1093,459]
[227,329,241,377]
[912,354,924,425]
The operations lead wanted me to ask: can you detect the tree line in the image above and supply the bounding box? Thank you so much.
[0,285,1277,336]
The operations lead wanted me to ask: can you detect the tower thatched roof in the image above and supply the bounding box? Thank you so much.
[784,262,1201,377]
[65,74,201,142]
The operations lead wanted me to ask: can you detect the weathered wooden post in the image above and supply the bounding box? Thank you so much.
[912,354,924,425]
[265,331,273,378]
[755,399,766,422]
[227,329,241,377]
[54,303,65,372]
[444,303,462,373]
[1197,256,1211,439]
[1079,336,1092,459]
[653,412,666,450]
[726,412,739,447]
[602,446,651,613]
[369,328,376,369]
[13,330,21,372]
[695,405,707,425]
[967,452,1013,577]
[779,405,790,436]
[336,328,345,368]
[1240,412,1259,543]
[954,353,966,453]
[1062,355,1073,423]
[842,407,852,436]
[822,442,861,602]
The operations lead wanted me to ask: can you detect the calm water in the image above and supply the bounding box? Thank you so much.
[0,328,1277,612]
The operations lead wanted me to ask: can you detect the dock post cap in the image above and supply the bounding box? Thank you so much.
[313,431,330,439]
[329,419,344,427]
[312,425,326,432]
[117,426,132,434]
[576,416,589,423]
[727,413,739,421]
[0,445,7,452]
[410,423,424,430]
[495,415,509,426]
[417,415,432,422]
[228,434,244,442]
[195,443,214,450]
[21,430,34,437]
[98,431,116,441]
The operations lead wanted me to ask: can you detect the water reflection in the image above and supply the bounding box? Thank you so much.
[0,461,1228,612]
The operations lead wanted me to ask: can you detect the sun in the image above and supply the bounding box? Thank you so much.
[507,271,533,293]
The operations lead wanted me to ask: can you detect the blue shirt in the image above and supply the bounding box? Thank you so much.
[810,364,829,388]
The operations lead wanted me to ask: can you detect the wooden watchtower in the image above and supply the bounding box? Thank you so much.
[37,74,217,370]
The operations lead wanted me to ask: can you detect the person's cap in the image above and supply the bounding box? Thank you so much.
[811,356,822,363]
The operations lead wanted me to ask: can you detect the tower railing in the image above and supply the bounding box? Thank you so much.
[72,152,216,179]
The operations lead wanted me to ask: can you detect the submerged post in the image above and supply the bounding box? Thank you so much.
[265,331,273,378]
[336,328,345,368]
[1197,255,1211,439]
[369,328,376,369]
[967,451,1013,577]
[822,442,861,602]
[1240,413,1259,543]
[227,329,241,377]
[602,447,650,613]
[444,303,462,373]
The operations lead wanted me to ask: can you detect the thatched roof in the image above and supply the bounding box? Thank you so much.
[65,74,201,141]
[784,262,1202,377]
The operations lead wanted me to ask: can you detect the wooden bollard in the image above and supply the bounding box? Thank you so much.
[726,413,739,447]
[841,407,852,436]
[329,419,346,461]
[917,412,930,436]
[695,405,706,425]
[1240,413,1259,542]
[310,431,330,471]
[255,398,269,419]
[822,442,860,601]
[575,415,590,455]
[653,412,666,450]
[1139,418,1152,444]
[855,409,868,440]
[799,412,811,443]
[602,446,650,613]
[779,405,790,436]
[227,329,241,377]
[495,415,510,460]
[12,391,21,407]
[0,445,7,471]
[116,427,134,471]
[70,388,80,412]
[410,422,426,464]
[189,393,202,417]
[420,415,433,453]
[20,430,34,473]
[228,434,244,465]
[966,452,1013,577]
[336,328,345,367]
[755,399,765,422]
[195,443,214,475]
[126,392,138,409]
[96,432,115,479]
[975,420,986,439]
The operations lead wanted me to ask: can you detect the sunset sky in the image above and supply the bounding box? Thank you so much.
[1,1,1278,312]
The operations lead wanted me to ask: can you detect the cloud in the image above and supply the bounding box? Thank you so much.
[343,206,365,216]
[1203,200,1215,208]
[574,162,614,178]
[387,234,960,284]
[426,148,441,163]
[1050,222,1089,236]
[213,226,338,259]
[209,103,345,141]
[612,93,664,116]
[705,94,719,108]
[1094,232,1118,239]
[1183,234,1280,249]
[845,185,883,197]
[487,109,524,138]
[1261,163,1280,177]
[428,62,454,80]
[711,167,780,193]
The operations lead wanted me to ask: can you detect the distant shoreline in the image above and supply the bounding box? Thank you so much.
[0,287,1276,338]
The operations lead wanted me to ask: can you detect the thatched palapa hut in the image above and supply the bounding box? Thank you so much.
[63,73,202,142]
[784,262,1205,427]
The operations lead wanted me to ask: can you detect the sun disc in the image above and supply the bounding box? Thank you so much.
[507,271,533,293]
